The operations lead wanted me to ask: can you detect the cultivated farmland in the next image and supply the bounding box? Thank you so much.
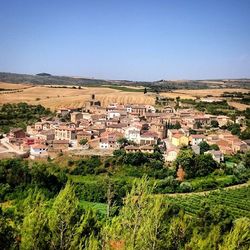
[166,185,250,219]
[0,82,249,110]
[0,83,155,110]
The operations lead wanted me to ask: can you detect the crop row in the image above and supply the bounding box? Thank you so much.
[166,186,250,219]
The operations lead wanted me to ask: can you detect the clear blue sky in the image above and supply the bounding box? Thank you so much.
[0,0,250,81]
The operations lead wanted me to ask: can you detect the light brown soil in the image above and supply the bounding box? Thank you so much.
[0,82,32,89]
[0,85,155,110]
[227,101,250,111]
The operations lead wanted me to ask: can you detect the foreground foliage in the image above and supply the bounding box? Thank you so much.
[0,153,249,249]
[0,171,250,249]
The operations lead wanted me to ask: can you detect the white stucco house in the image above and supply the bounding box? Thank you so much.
[124,126,141,144]
[189,134,206,146]
[30,144,48,159]
[164,148,179,162]
[205,150,224,163]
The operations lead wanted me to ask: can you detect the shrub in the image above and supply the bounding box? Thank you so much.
[179,182,193,193]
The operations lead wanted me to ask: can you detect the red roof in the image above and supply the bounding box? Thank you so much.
[173,133,183,139]
[141,131,158,138]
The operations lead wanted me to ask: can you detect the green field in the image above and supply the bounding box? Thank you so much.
[166,186,250,219]
[186,175,238,191]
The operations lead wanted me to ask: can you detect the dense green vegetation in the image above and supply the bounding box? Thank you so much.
[175,149,218,178]
[222,91,250,105]
[222,91,249,98]
[196,100,235,116]
[57,148,250,200]
[0,171,249,249]
[0,103,52,133]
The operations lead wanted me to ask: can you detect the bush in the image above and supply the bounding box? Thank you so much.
[124,152,149,166]
[233,163,249,181]
[79,138,88,146]
[155,176,180,193]
[179,182,193,193]
[0,183,11,202]
[211,120,219,128]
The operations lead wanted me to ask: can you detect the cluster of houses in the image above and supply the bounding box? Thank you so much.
[5,94,249,161]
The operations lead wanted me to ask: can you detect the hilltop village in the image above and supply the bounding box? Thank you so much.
[1,94,248,162]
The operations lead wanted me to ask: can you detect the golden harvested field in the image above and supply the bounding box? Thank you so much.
[0,82,32,89]
[0,85,155,110]
[0,82,249,110]
[228,101,250,111]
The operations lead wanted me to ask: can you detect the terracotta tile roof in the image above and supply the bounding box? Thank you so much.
[141,131,158,138]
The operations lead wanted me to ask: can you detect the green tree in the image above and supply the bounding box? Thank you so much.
[199,141,210,154]
[124,152,149,166]
[70,210,101,250]
[219,217,250,250]
[243,150,250,169]
[227,123,241,136]
[21,202,49,250]
[79,138,88,146]
[102,177,165,250]
[179,182,192,192]
[29,162,67,194]
[117,137,129,148]
[175,96,180,109]
[49,182,79,250]
[210,144,220,150]
[175,149,196,179]
[187,225,221,250]
[211,120,219,128]
[165,211,191,250]
[195,154,218,177]
[240,128,250,140]
[0,209,16,250]
[0,159,31,187]
[173,121,181,129]
[187,203,233,250]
